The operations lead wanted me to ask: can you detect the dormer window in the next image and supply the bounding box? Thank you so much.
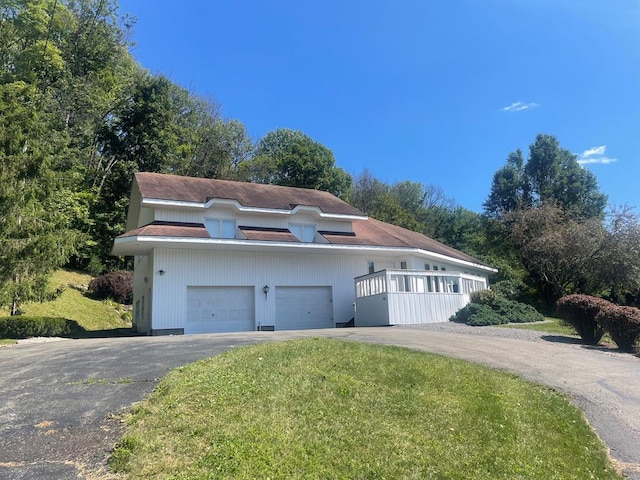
[290,223,315,243]
[206,219,236,239]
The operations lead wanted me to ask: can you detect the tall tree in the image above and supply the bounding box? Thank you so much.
[0,82,88,313]
[485,134,607,220]
[241,128,352,199]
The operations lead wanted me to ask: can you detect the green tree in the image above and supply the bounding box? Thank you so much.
[241,128,352,199]
[0,82,88,314]
[486,135,607,220]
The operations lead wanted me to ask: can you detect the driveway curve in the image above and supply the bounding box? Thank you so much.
[0,327,638,480]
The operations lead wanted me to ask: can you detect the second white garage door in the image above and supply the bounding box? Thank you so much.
[186,286,255,334]
[275,286,333,330]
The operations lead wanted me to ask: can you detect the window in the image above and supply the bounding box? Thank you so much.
[424,263,430,270]
[290,223,315,243]
[368,261,375,274]
[441,267,446,271]
[433,265,439,271]
[206,219,236,238]
[400,261,408,269]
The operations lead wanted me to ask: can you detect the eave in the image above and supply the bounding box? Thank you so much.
[112,235,498,274]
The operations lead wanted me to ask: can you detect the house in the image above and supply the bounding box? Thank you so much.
[112,172,496,335]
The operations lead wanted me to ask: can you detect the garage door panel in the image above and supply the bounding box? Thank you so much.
[186,286,255,334]
[275,286,333,330]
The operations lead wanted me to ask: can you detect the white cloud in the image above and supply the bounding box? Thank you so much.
[502,101,539,112]
[577,145,618,165]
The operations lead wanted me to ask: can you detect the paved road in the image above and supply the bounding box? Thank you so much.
[0,328,638,479]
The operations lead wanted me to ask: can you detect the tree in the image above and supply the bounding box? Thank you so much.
[484,134,607,220]
[484,149,529,219]
[0,82,88,314]
[241,128,352,199]
[507,203,607,308]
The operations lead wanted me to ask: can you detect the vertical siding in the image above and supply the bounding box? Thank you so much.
[355,294,390,326]
[133,253,153,333]
[151,248,376,331]
[387,292,469,324]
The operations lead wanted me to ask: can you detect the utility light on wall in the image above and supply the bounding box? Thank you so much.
[158,270,165,276]
[263,284,269,299]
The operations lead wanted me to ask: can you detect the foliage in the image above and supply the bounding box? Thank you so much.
[484,134,607,220]
[112,339,621,479]
[451,290,544,326]
[556,294,612,345]
[0,315,81,339]
[241,128,352,199]
[88,270,133,304]
[17,269,132,331]
[595,305,640,352]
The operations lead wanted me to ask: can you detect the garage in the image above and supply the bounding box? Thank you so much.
[275,286,334,330]
[186,286,255,334]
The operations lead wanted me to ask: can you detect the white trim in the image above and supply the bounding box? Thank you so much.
[113,235,497,273]
[141,197,368,221]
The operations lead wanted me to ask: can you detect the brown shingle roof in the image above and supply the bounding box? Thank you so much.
[323,218,489,266]
[135,172,364,217]
[239,226,299,242]
[117,221,210,239]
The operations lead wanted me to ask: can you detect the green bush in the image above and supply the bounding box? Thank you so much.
[0,316,82,339]
[556,294,612,345]
[596,304,640,352]
[450,290,543,326]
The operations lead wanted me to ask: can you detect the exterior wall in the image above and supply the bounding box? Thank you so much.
[355,293,390,327]
[132,253,154,334]
[387,292,470,324]
[146,248,376,333]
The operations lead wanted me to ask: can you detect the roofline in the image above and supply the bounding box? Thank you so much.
[140,197,368,221]
[112,235,498,273]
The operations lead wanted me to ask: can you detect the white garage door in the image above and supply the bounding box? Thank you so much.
[186,286,255,334]
[275,286,333,330]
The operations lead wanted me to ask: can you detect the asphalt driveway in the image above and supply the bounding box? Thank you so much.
[0,328,638,479]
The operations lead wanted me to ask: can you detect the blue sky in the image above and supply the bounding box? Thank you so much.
[118,0,639,213]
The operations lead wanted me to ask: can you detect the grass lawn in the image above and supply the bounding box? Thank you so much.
[1,269,131,332]
[499,317,577,336]
[0,339,17,346]
[111,338,621,479]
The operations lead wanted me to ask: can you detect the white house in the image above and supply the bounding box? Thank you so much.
[112,172,496,335]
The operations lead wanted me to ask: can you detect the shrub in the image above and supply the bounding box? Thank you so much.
[0,316,82,339]
[450,290,543,326]
[596,305,640,351]
[556,294,612,345]
[89,270,133,304]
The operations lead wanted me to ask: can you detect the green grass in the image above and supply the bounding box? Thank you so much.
[500,317,577,335]
[0,338,17,346]
[112,338,621,479]
[2,269,131,332]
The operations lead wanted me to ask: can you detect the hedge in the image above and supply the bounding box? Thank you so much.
[0,316,83,339]
[556,294,612,345]
[596,304,640,351]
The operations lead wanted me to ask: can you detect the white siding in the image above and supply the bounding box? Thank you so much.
[148,248,374,332]
[387,292,470,324]
[132,253,153,333]
[155,208,205,224]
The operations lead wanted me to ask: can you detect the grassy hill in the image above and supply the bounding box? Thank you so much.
[2,269,132,332]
